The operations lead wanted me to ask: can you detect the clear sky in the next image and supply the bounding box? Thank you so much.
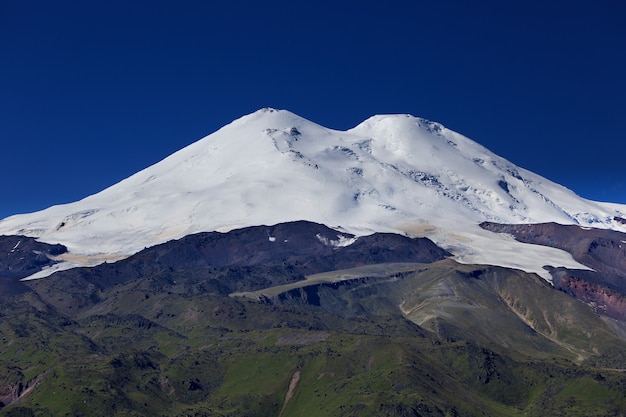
[1,0,625,220]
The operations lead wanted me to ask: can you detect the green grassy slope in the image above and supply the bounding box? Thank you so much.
[2,259,626,416]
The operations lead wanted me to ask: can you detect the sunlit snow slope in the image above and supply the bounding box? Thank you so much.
[2,108,625,279]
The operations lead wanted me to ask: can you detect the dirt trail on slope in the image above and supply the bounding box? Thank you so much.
[279,370,301,417]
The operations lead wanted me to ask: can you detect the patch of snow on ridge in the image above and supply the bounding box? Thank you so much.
[315,233,358,248]
[10,240,21,252]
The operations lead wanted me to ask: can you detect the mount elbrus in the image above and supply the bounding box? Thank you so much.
[1,108,625,280]
[3,109,626,416]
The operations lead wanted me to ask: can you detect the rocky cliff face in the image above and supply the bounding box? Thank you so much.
[0,370,47,408]
[547,267,626,321]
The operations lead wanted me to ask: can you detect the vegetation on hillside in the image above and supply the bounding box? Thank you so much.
[2,257,626,416]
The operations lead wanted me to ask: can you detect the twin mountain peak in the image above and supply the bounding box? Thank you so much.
[1,108,625,280]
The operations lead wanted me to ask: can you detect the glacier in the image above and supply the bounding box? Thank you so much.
[1,108,625,280]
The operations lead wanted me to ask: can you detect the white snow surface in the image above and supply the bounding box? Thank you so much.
[2,108,626,280]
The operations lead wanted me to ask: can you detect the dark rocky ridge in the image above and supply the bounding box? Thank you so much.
[0,235,67,279]
[0,235,67,298]
[24,221,450,314]
[138,220,450,273]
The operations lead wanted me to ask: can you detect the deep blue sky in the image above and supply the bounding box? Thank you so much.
[1,0,625,219]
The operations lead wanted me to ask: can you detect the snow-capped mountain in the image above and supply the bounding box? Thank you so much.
[2,108,625,280]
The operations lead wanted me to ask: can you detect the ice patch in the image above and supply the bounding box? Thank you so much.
[10,240,21,252]
[315,233,358,247]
